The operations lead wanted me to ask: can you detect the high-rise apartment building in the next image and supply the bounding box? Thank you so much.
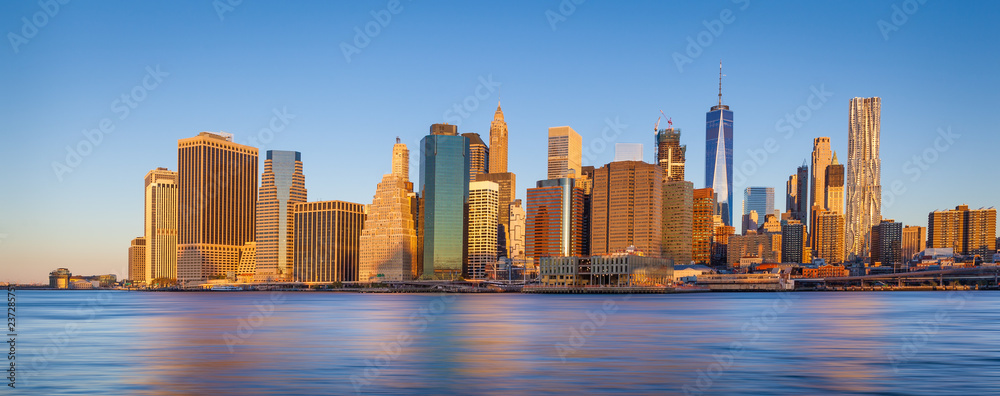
[463,133,489,182]
[591,161,663,257]
[845,97,882,261]
[255,150,307,282]
[901,226,926,262]
[359,139,419,282]
[177,132,258,283]
[706,64,733,226]
[781,220,805,264]
[420,124,470,279]
[786,165,809,224]
[825,153,845,215]
[693,188,715,264]
[547,126,582,180]
[662,181,693,264]
[811,137,832,212]
[293,201,366,282]
[614,143,644,162]
[656,124,686,182]
[144,167,178,282]
[711,225,735,266]
[928,205,997,257]
[489,103,508,174]
[467,181,499,279]
[129,237,146,283]
[870,219,902,266]
[814,211,846,264]
[525,178,585,258]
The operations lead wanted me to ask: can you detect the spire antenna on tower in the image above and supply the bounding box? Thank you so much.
[718,60,724,107]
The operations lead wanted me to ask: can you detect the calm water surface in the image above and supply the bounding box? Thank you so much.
[12,290,1000,395]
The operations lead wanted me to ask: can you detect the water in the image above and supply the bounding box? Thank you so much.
[10,290,1000,395]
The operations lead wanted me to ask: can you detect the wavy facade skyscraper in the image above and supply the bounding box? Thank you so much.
[845,97,882,261]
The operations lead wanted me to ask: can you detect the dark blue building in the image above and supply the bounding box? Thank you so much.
[705,103,733,227]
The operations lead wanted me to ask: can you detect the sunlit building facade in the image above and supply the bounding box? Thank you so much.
[662,181,693,265]
[177,132,258,283]
[845,97,882,261]
[467,181,499,279]
[144,167,178,282]
[591,161,663,257]
[359,140,419,282]
[547,126,582,180]
[656,125,686,182]
[420,124,470,279]
[255,150,307,282]
[526,178,585,258]
[705,94,733,227]
[693,188,715,264]
[294,201,366,282]
[129,237,146,283]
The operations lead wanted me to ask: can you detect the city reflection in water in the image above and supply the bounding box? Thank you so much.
[15,290,1000,395]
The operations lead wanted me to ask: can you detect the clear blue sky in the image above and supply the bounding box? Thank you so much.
[2,1,997,283]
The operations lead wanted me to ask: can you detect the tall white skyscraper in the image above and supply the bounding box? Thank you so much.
[845,97,882,261]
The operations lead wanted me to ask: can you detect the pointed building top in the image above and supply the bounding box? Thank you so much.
[831,151,839,165]
[493,101,504,122]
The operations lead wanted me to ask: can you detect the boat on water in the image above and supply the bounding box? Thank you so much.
[209,285,244,291]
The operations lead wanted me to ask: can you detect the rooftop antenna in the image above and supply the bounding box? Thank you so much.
[718,60,725,107]
[396,136,401,144]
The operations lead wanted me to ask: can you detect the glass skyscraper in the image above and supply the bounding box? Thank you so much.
[419,124,470,279]
[743,187,774,218]
[705,102,733,227]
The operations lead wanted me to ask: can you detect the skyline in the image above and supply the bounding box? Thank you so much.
[3,1,1000,282]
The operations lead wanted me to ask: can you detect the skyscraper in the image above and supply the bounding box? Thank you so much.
[467,181,499,279]
[293,201,366,282]
[526,178,585,258]
[144,167,177,283]
[547,126,582,180]
[359,139,419,282]
[811,137,832,212]
[871,219,902,266]
[129,237,146,283]
[693,188,715,264]
[255,150,307,282]
[463,133,489,181]
[656,122,686,182]
[901,225,926,262]
[826,152,845,215]
[786,165,809,223]
[662,181,693,264]
[591,161,663,257]
[928,205,997,257]
[845,97,882,261]
[476,172,515,256]
[743,187,774,221]
[614,143,644,162]
[177,132,258,283]
[814,210,846,264]
[489,103,508,174]
[420,124,470,279]
[705,63,733,226]
[781,220,805,264]
[508,199,526,259]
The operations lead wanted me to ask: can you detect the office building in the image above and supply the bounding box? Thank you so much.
[811,137,832,212]
[144,167,178,282]
[463,133,489,181]
[656,123,686,182]
[727,233,782,267]
[419,124,470,279]
[614,143,644,162]
[693,188,715,264]
[901,226,926,262]
[129,237,146,283]
[526,178,585,258]
[662,181,694,265]
[509,199,526,259]
[845,97,882,261]
[547,126,582,180]
[237,242,256,282]
[489,102,508,174]
[467,181,499,279]
[786,166,808,224]
[359,139,419,282]
[706,64,733,226]
[711,225,735,266]
[741,211,759,236]
[743,187,774,233]
[293,201,366,282]
[826,153,845,215]
[476,172,516,256]
[177,132,258,283]
[591,161,663,257]
[255,150,307,282]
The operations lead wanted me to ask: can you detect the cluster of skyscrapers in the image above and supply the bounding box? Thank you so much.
[125,78,997,286]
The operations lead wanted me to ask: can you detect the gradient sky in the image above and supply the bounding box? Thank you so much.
[2,1,998,283]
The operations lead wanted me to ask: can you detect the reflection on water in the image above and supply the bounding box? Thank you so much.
[14,291,1000,395]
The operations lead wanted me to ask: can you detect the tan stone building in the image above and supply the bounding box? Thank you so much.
[662,181,693,264]
[692,188,715,264]
[144,167,177,282]
[359,140,419,282]
[547,126,582,180]
[129,237,146,283]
